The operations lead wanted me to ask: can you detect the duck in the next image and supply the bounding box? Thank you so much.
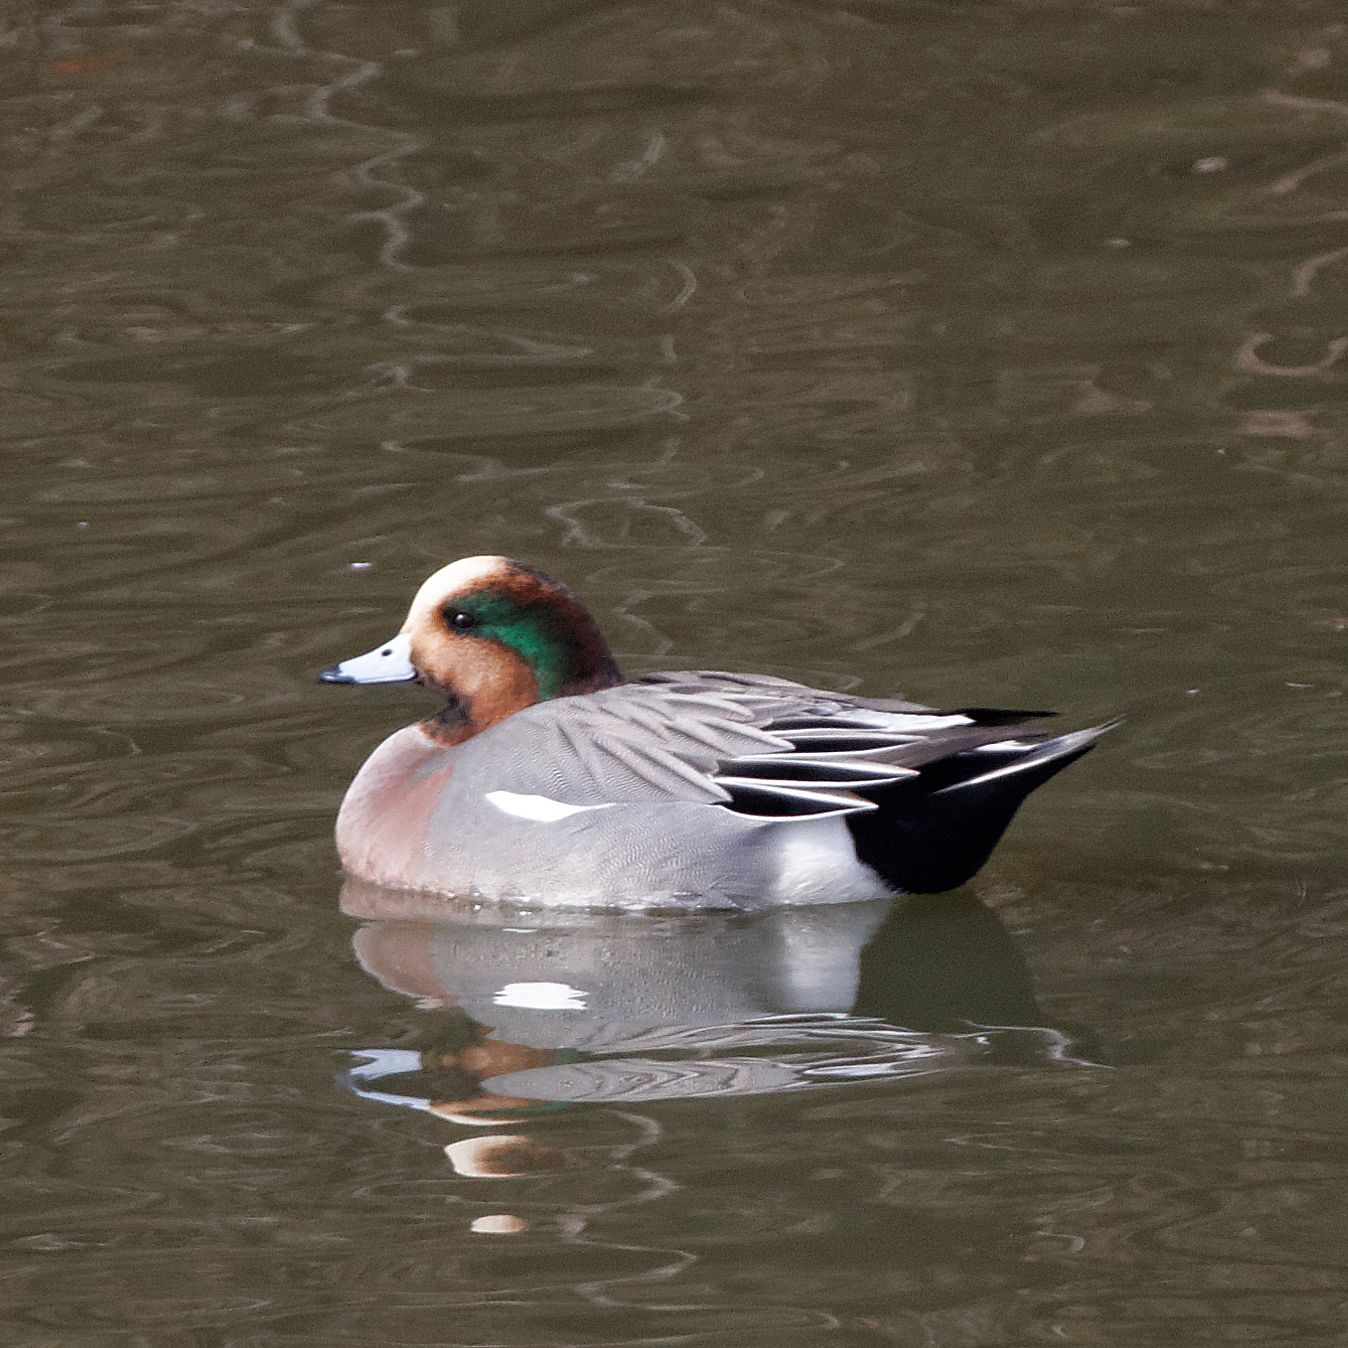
[319,556,1114,911]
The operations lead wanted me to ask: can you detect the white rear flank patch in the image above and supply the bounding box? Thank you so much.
[768,815,887,905]
[485,790,614,823]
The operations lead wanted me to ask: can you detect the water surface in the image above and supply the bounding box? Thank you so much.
[2,2,1345,1343]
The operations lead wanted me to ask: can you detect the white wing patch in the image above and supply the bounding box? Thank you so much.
[485,790,616,822]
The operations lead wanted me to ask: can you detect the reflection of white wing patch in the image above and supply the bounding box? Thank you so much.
[485,791,615,822]
[494,981,588,1011]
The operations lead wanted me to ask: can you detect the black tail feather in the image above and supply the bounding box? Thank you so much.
[845,738,1098,893]
[953,706,1057,726]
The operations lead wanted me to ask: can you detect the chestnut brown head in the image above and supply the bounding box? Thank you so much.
[320,556,622,733]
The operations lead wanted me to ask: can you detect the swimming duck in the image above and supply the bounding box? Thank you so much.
[320,556,1113,910]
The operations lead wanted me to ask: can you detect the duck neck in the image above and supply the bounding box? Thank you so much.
[423,694,476,747]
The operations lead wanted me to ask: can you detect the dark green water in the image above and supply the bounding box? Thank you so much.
[2,2,1345,1343]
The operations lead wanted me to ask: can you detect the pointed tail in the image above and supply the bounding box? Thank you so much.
[845,720,1119,893]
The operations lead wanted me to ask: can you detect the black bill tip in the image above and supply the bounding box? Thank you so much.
[318,665,355,684]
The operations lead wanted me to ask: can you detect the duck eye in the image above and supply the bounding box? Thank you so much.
[446,608,478,632]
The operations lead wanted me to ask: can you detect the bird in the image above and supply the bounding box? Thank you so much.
[319,555,1114,910]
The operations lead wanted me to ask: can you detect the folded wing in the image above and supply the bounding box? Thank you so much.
[462,670,1108,833]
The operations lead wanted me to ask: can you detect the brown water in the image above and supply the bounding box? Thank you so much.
[3,2,1346,1343]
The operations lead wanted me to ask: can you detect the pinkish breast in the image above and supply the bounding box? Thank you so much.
[335,725,457,892]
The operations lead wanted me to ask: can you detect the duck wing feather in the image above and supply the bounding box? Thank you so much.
[461,671,1068,821]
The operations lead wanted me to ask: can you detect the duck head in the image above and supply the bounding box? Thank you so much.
[319,556,623,741]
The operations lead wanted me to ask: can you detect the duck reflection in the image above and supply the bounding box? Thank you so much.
[340,880,1080,1140]
[854,891,1040,1032]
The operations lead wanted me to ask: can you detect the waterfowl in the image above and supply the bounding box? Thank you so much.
[320,556,1113,910]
